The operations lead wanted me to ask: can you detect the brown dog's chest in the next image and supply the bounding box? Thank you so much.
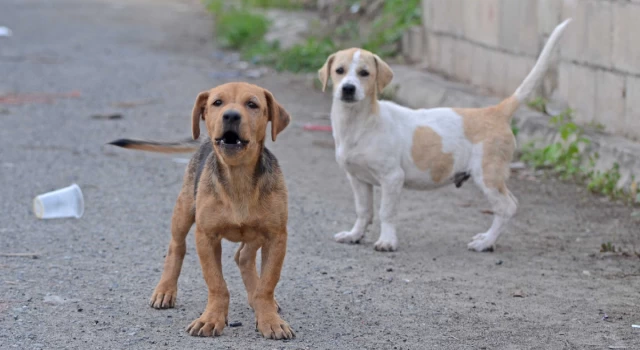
[196,194,286,243]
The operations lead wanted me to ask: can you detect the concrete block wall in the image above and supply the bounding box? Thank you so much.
[419,0,640,142]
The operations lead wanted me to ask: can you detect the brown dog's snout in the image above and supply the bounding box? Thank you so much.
[222,110,241,126]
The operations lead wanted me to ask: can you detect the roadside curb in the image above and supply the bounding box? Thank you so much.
[389,65,640,189]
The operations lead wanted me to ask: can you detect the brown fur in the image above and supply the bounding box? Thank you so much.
[411,126,454,183]
[124,82,294,340]
[453,96,520,191]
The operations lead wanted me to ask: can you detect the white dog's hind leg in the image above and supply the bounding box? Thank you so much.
[468,185,518,252]
[335,175,373,244]
[374,171,404,252]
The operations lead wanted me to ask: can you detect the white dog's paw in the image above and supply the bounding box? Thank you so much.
[467,233,495,252]
[373,237,397,252]
[334,231,363,244]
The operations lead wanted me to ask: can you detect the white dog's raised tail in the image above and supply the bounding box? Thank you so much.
[514,18,572,101]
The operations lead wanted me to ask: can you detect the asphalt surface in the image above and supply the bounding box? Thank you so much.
[1,1,639,349]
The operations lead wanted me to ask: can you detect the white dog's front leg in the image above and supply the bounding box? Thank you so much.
[335,174,373,244]
[374,171,404,252]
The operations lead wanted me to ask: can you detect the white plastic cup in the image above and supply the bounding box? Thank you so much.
[33,184,84,219]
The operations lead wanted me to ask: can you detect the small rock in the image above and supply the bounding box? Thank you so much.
[386,268,393,272]
[512,290,524,298]
[495,260,503,265]
[229,321,242,327]
[583,270,591,276]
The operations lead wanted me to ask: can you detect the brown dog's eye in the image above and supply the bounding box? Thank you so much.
[212,99,223,106]
[335,67,344,75]
[247,101,258,109]
[359,70,369,77]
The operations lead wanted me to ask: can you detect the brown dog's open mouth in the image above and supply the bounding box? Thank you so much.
[215,131,249,149]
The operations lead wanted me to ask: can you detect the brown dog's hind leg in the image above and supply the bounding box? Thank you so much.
[254,232,294,340]
[234,241,261,309]
[187,228,229,337]
[150,190,194,309]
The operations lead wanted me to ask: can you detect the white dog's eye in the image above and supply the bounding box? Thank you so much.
[335,67,345,75]
[246,101,258,109]
[359,70,369,77]
[212,99,223,106]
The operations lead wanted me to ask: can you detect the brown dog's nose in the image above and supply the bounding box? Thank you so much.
[223,110,241,124]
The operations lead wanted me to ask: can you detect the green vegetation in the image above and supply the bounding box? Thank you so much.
[520,108,637,204]
[511,119,519,137]
[587,163,624,200]
[214,10,269,49]
[526,97,547,113]
[243,37,338,73]
[205,0,421,73]
[600,241,617,253]
[521,109,590,181]
[362,0,422,56]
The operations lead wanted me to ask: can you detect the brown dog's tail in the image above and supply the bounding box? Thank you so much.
[108,137,199,153]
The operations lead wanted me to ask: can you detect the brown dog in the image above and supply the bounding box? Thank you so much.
[109,82,294,340]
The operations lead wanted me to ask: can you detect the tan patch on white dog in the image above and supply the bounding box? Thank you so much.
[455,96,519,144]
[454,96,519,190]
[411,126,454,183]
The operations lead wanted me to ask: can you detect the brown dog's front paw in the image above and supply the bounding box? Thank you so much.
[186,314,227,337]
[249,297,282,313]
[256,313,295,340]
[149,285,177,309]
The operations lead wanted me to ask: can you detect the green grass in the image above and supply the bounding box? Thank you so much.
[521,109,591,181]
[362,0,422,56]
[205,0,422,73]
[215,10,269,49]
[244,37,337,73]
[527,97,547,113]
[520,108,637,204]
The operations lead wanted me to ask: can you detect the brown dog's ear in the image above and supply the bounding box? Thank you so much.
[374,54,394,93]
[191,91,209,140]
[264,90,291,142]
[318,53,336,92]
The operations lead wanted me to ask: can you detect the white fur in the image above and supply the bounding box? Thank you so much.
[333,50,366,102]
[329,20,571,252]
[514,18,571,101]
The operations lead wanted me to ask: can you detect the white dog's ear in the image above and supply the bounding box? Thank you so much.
[374,54,393,92]
[318,53,336,92]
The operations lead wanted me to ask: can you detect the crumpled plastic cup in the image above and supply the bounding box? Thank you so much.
[33,184,84,219]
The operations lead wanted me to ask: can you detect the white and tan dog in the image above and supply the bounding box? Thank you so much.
[319,19,571,252]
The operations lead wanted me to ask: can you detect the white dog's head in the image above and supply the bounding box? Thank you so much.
[318,48,393,104]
